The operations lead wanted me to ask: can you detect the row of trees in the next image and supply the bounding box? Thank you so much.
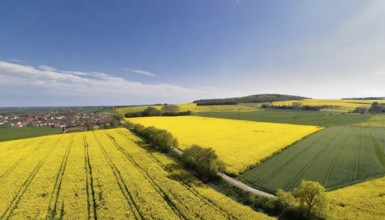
[125,106,191,118]
[129,123,178,153]
[261,102,332,111]
[342,97,385,100]
[353,102,385,114]
[114,104,162,109]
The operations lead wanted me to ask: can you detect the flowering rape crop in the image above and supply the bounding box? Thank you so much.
[328,176,385,219]
[115,103,259,115]
[272,99,385,112]
[128,116,321,174]
[0,129,272,219]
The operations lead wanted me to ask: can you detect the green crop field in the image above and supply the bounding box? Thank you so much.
[196,109,373,127]
[0,127,61,142]
[239,125,385,193]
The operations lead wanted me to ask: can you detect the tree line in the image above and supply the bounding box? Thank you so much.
[125,105,191,118]
[129,123,178,153]
[352,102,385,114]
[261,102,333,111]
[342,97,385,100]
[114,104,163,108]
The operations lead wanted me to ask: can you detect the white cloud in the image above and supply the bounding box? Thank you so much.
[39,65,57,72]
[8,59,24,63]
[63,71,91,76]
[0,61,232,106]
[122,68,157,77]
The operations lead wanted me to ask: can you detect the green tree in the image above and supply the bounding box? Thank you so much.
[110,118,120,128]
[85,121,94,131]
[369,101,385,113]
[277,180,329,219]
[292,102,303,110]
[293,180,328,217]
[353,106,368,114]
[142,107,162,116]
[276,189,297,205]
[181,145,225,180]
[153,130,178,152]
[161,104,180,112]
[133,124,145,134]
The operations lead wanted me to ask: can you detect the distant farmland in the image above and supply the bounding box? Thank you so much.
[196,109,372,127]
[240,126,385,193]
[272,99,385,112]
[0,127,61,142]
[0,129,271,219]
[114,103,260,116]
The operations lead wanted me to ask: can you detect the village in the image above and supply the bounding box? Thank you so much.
[0,108,115,130]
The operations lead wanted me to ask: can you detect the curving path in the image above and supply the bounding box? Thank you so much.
[171,147,276,199]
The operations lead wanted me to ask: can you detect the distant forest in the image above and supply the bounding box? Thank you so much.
[342,97,385,100]
[193,94,308,106]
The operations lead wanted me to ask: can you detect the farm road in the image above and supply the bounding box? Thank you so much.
[217,172,276,198]
[170,147,276,199]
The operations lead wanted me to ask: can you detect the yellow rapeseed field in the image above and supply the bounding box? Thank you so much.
[328,176,385,219]
[128,116,321,174]
[0,128,272,219]
[272,99,385,112]
[115,103,259,115]
[177,103,259,112]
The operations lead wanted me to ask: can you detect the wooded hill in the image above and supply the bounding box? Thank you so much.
[193,94,308,106]
[341,97,385,100]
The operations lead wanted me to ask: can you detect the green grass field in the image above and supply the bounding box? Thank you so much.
[239,125,385,193]
[0,127,61,142]
[196,109,373,127]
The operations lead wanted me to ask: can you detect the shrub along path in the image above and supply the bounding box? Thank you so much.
[171,147,276,198]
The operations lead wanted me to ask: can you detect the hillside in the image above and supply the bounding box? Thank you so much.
[193,94,308,106]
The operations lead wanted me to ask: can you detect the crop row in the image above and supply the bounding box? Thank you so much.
[241,126,385,192]
[0,129,271,219]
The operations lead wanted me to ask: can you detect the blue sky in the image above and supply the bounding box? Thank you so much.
[1,0,385,106]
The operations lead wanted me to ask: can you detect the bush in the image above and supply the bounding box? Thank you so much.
[369,102,385,113]
[352,107,368,114]
[130,123,178,153]
[277,180,329,219]
[161,104,180,112]
[133,124,145,134]
[181,145,225,181]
